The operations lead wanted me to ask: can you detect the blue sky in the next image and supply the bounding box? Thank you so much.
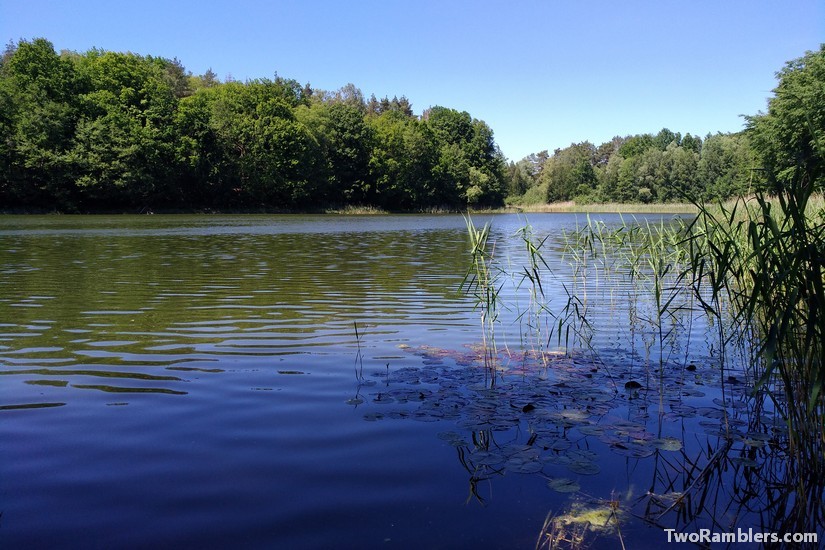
[1,0,822,161]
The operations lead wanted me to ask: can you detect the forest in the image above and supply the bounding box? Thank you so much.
[1,38,822,212]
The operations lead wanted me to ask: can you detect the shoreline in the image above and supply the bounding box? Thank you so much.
[0,201,698,216]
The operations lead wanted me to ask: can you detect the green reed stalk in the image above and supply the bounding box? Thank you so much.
[514,221,553,367]
[684,179,825,532]
[462,214,502,374]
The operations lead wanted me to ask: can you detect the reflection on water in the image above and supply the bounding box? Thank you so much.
[0,215,475,407]
[2,213,812,548]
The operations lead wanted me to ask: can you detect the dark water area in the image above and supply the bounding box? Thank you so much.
[0,213,784,548]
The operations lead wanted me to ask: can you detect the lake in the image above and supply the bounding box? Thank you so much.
[0,213,779,548]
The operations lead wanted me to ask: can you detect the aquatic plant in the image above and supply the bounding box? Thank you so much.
[461,214,503,376]
[459,204,823,544]
[684,188,825,535]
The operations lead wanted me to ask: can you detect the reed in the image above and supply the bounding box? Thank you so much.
[684,184,825,531]
[461,214,502,376]
[515,202,698,214]
[463,172,824,538]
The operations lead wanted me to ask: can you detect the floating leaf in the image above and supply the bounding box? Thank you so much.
[506,458,543,474]
[697,407,726,419]
[566,449,599,462]
[578,425,605,436]
[547,478,580,493]
[567,459,600,475]
[649,491,683,506]
[651,437,683,452]
[609,441,655,459]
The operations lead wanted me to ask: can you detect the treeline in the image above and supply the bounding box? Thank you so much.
[0,39,507,212]
[507,129,755,205]
[2,39,822,212]
[509,44,825,206]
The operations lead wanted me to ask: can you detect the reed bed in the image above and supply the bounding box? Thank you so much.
[463,182,825,544]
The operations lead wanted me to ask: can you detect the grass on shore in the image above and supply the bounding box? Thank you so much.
[505,201,698,214]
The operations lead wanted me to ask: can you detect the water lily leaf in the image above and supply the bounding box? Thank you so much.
[651,437,683,451]
[567,459,600,475]
[507,459,543,474]
[552,409,591,427]
[649,491,683,506]
[741,432,772,447]
[566,449,599,462]
[578,425,605,436]
[609,441,655,458]
[548,478,580,493]
[697,407,726,419]
[545,454,572,466]
[345,397,364,405]
[371,393,395,404]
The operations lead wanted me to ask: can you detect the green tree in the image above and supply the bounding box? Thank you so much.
[681,133,702,154]
[663,142,699,200]
[0,38,82,208]
[505,159,535,197]
[368,111,438,209]
[653,127,681,150]
[297,101,374,204]
[424,106,505,207]
[201,80,321,207]
[70,49,182,207]
[746,45,825,192]
[539,142,597,202]
[618,133,654,158]
[697,132,754,200]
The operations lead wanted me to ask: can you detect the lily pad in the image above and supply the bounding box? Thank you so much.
[567,459,601,476]
[608,441,655,459]
[506,458,543,474]
[651,437,683,451]
[547,478,580,493]
[578,425,605,436]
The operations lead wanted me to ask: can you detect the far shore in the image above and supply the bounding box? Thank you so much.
[1,201,699,216]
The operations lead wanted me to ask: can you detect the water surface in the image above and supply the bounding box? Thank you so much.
[1,213,759,548]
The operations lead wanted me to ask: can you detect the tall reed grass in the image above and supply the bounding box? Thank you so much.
[463,181,824,540]
[461,215,501,376]
[684,185,825,533]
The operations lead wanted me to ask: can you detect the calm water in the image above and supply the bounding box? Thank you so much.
[0,213,763,548]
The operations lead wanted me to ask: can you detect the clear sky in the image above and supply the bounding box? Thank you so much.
[1,0,822,161]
